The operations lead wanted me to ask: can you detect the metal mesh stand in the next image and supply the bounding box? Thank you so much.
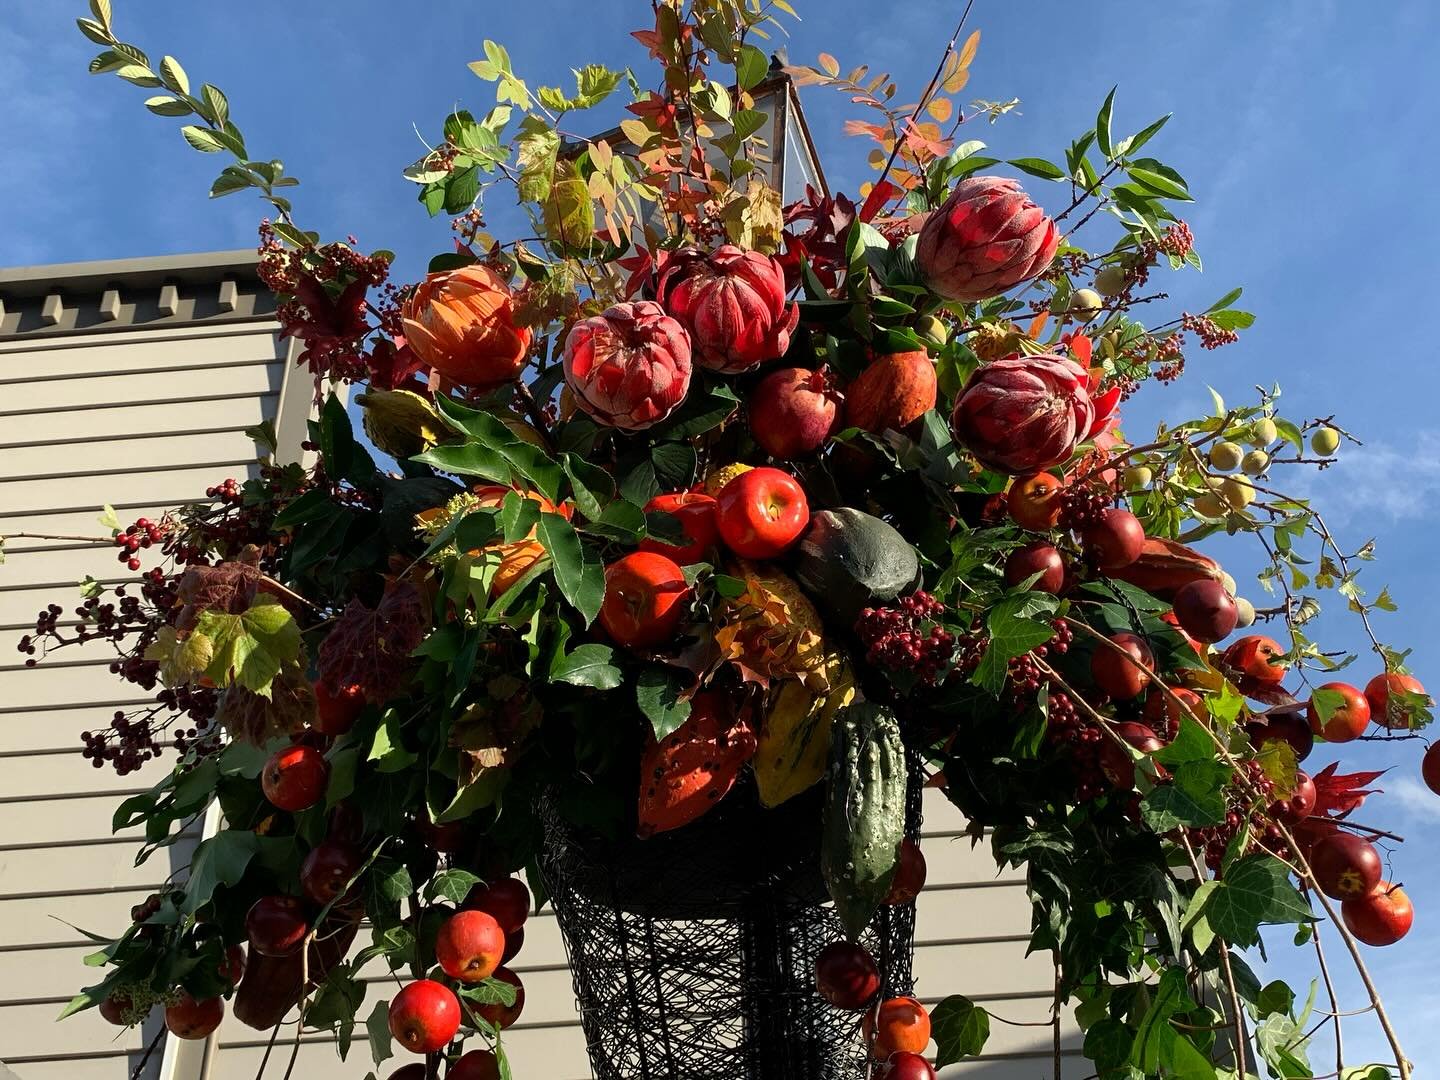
[541,766,923,1080]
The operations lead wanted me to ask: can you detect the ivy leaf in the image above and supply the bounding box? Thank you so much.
[1207,854,1314,947]
[636,667,691,740]
[550,644,623,690]
[536,512,604,625]
[366,1000,393,1067]
[1140,760,1229,831]
[1083,1019,1133,1070]
[194,594,302,697]
[457,975,519,1007]
[182,830,261,914]
[971,591,1059,694]
[425,869,481,904]
[931,995,990,1066]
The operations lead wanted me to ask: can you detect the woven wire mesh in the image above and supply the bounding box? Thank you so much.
[541,765,923,1080]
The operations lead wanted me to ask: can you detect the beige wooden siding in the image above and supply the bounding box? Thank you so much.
[0,256,298,1080]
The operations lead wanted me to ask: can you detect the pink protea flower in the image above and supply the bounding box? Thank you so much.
[658,245,800,373]
[951,354,1097,474]
[916,176,1059,302]
[562,301,693,430]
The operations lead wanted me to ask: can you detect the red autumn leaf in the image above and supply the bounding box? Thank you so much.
[859,180,898,224]
[843,119,889,141]
[317,579,429,704]
[1311,761,1387,818]
[217,666,317,746]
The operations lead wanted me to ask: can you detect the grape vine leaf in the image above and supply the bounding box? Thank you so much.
[194,594,302,697]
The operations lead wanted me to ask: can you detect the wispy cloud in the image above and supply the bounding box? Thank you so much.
[1384,775,1440,825]
[1286,430,1440,526]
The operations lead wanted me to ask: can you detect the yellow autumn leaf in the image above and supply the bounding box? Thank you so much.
[144,625,214,687]
[755,655,855,808]
[818,52,840,77]
[927,97,954,123]
[957,29,981,69]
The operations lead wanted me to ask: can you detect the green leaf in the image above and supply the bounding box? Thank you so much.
[536,512,604,625]
[366,999,393,1067]
[1140,761,1228,831]
[1123,112,1172,156]
[1204,286,1243,314]
[159,56,189,95]
[931,995,990,1066]
[181,125,226,153]
[182,830,261,914]
[200,84,229,127]
[636,667,691,740]
[736,44,769,90]
[516,121,560,204]
[429,396,562,501]
[1128,162,1192,201]
[75,18,111,45]
[457,975,519,1007]
[425,869,481,904]
[1084,1019,1133,1070]
[550,644,623,689]
[1095,86,1116,158]
[573,64,623,108]
[971,591,1060,694]
[1207,854,1314,946]
[369,712,419,774]
[542,175,595,248]
[1007,157,1065,181]
[193,594,302,696]
[444,166,481,214]
[89,0,112,30]
[562,454,615,520]
[144,94,191,116]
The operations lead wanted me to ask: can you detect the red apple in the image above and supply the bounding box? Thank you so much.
[1003,542,1065,594]
[165,992,224,1040]
[300,839,364,907]
[415,817,467,854]
[464,877,531,935]
[1222,635,1288,685]
[435,910,505,984]
[500,925,525,964]
[473,967,525,1029]
[714,467,810,559]
[1424,742,1440,797]
[1143,686,1204,735]
[638,492,719,565]
[98,991,137,1026]
[387,1067,428,1080]
[885,1053,938,1080]
[260,745,329,812]
[884,838,927,905]
[313,680,365,736]
[450,1048,503,1080]
[1308,682,1370,743]
[867,996,931,1055]
[600,551,691,650]
[388,979,461,1054]
[1341,882,1413,947]
[1171,579,1238,644]
[1090,633,1154,700]
[1364,672,1428,730]
[218,943,247,985]
[245,895,309,957]
[1080,508,1146,570]
[814,940,880,1010]
[1007,472,1064,531]
[748,366,843,460]
[1310,833,1383,900]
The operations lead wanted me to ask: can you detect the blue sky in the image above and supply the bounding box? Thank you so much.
[5,0,1439,1070]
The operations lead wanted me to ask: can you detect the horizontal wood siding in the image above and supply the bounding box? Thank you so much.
[0,304,289,1080]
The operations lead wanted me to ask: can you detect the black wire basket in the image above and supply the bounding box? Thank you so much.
[540,769,922,1080]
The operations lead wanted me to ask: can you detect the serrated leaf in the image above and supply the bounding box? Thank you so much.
[1206,855,1313,947]
[516,122,560,204]
[194,594,302,696]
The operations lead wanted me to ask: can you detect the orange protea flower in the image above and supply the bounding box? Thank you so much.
[401,265,531,390]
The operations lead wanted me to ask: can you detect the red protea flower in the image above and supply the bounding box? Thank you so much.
[658,245,800,373]
[562,301,693,430]
[951,354,1096,474]
[916,176,1059,302]
[401,265,531,390]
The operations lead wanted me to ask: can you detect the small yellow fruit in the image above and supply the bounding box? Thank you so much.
[1241,450,1269,476]
[1208,441,1243,472]
[915,315,949,350]
[1094,266,1128,297]
[1194,492,1228,518]
[1249,418,1278,447]
[1220,476,1255,509]
[1123,465,1153,490]
[1311,426,1341,456]
[703,462,754,496]
[1068,288,1104,322]
[1220,571,1237,597]
[1234,596,1256,629]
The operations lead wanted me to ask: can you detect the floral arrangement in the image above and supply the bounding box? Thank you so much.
[9,1,1435,1077]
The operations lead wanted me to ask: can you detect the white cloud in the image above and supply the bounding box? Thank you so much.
[1286,430,1440,526]
[1384,775,1440,825]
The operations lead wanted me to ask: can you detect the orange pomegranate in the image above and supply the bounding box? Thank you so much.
[471,485,573,597]
[401,265,531,390]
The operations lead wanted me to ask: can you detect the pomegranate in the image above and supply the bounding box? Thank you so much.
[300,839,364,907]
[164,992,224,1040]
[1004,542,1065,594]
[1310,833,1383,900]
[1007,472,1065,530]
[1171,578,1238,643]
[884,838,927,905]
[1099,721,1166,789]
[1081,509,1146,571]
[749,366,842,459]
[245,895,309,957]
[1090,633,1154,700]
[815,940,880,1010]
[1248,709,1313,763]
[844,351,938,435]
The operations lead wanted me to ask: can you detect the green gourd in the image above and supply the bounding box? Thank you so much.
[821,700,907,939]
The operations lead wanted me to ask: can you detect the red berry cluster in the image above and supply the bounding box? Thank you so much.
[1160,221,1195,260]
[1058,483,1114,531]
[113,516,170,571]
[1180,312,1239,350]
[1007,619,1073,698]
[1043,690,1113,802]
[1188,760,1285,871]
[855,592,964,686]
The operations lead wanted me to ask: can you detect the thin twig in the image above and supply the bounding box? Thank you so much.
[0,530,115,544]
[130,1023,166,1080]
[1312,923,1345,1077]
[253,1021,282,1080]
